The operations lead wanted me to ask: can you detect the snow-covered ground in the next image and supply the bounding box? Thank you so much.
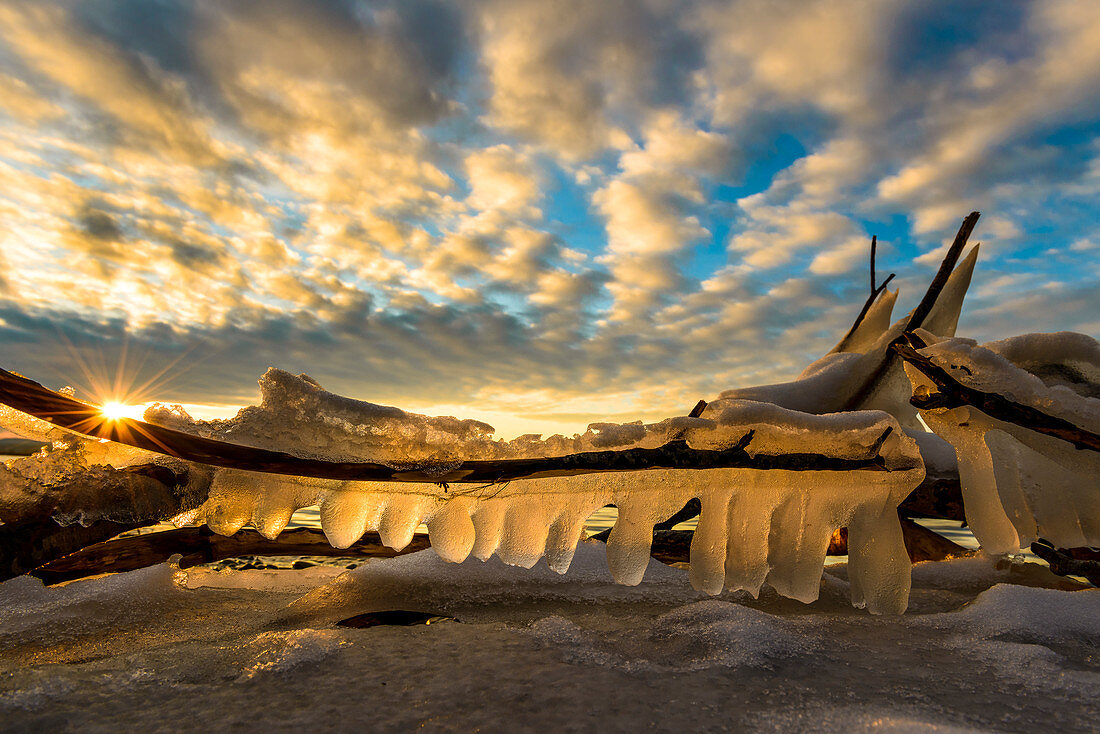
[1,542,1095,733]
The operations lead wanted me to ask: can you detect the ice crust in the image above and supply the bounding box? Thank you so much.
[904,332,1100,553]
[2,551,1095,732]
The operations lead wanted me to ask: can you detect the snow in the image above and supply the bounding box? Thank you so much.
[0,546,1095,732]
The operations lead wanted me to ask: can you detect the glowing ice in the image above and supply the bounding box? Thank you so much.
[903,331,1100,553]
[161,391,924,614]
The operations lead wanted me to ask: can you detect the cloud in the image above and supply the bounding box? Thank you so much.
[0,0,1096,436]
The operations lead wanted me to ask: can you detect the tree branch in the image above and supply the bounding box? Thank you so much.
[834,235,898,354]
[894,338,1100,452]
[0,368,908,481]
[840,212,980,410]
[1030,539,1100,585]
[30,526,432,585]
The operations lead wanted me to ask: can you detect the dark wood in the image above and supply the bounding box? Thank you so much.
[834,235,898,353]
[0,368,910,481]
[840,212,981,411]
[654,497,702,531]
[1,519,142,582]
[31,526,432,585]
[907,212,981,331]
[827,518,973,562]
[899,474,966,522]
[895,339,1100,452]
[28,501,977,586]
[1030,540,1100,585]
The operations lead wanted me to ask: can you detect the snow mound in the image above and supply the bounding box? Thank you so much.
[530,599,807,672]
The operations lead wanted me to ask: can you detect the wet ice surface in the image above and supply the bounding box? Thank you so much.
[1,544,1096,734]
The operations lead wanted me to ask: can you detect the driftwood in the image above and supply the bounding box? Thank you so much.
[1030,540,1100,585]
[1,518,143,581]
[827,518,974,562]
[4,460,968,584]
[840,212,981,411]
[30,526,432,585]
[895,336,1100,453]
[0,370,907,480]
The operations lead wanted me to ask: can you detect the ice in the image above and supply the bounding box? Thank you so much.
[2,349,926,612]
[1,548,1096,731]
[167,400,924,612]
[903,332,1100,552]
[528,599,808,673]
[718,245,979,427]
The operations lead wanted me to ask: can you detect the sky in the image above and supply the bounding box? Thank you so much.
[0,0,1098,439]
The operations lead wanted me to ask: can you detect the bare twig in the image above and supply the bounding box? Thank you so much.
[834,235,898,354]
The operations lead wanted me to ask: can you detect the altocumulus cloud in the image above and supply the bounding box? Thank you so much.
[0,0,1097,436]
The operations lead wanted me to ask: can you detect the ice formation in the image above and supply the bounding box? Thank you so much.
[903,331,1100,554]
[145,390,924,614]
[719,245,979,428]
[0,405,205,527]
[0,351,929,612]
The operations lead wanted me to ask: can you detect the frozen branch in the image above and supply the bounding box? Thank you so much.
[840,212,981,411]
[895,336,1100,453]
[0,368,908,480]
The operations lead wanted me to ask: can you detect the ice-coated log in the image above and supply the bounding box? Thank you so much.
[188,405,921,612]
[1,366,926,612]
[903,332,1100,552]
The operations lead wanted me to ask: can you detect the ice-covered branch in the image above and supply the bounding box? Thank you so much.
[718,213,982,427]
[0,368,907,481]
[838,211,981,412]
[895,336,1100,452]
[1029,540,1100,586]
[900,331,1100,554]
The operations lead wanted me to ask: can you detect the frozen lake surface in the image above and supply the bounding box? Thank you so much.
[1,541,1096,733]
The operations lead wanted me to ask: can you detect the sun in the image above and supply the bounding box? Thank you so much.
[100,401,144,421]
